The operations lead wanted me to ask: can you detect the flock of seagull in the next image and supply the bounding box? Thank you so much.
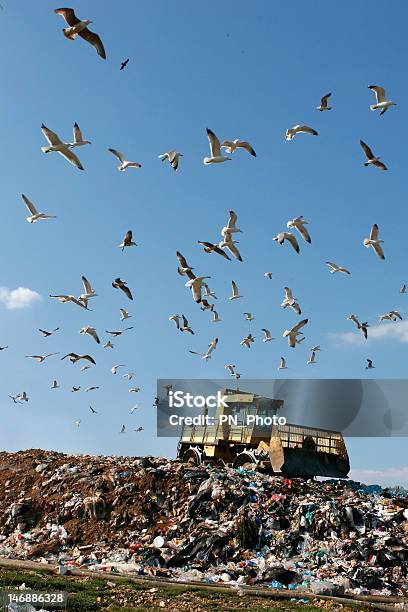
[3,7,405,433]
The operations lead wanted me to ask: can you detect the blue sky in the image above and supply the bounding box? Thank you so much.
[0,1,407,486]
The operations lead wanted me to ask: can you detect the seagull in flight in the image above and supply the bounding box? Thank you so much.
[22,194,56,223]
[123,372,134,380]
[119,230,137,251]
[9,394,22,404]
[129,387,141,393]
[347,314,362,329]
[169,314,181,330]
[240,333,255,349]
[325,261,351,275]
[112,278,133,300]
[363,224,385,259]
[219,234,243,262]
[75,420,82,427]
[203,283,217,300]
[158,150,183,171]
[85,386,99,392]
[185,276,210,304]
[221,139,256,157]
[71,386,81,392]
[366,359,375,369]
[264,272,273,279]
[130,405,138,414]
[111,364,125,375]
[281,287,301,314]
[189,338,218,361]
[134,427,144,433]
[221,210,242,238]
[51,380,60,389]
[68,123,91,149]
[25,353,59,363]
[104,341,114,349]
[0,346,9,351]
[225,364,237,377]
[261,328,274,342]
[120,308,132,321]
[108,148,141,171]
[120,425,126,434]
[211,310,221,323]
[39,327,59,337]
[379,310,402,322]
[81,364,92,371]
[283,319,308,348]
[54,8,106,59]
[278,357,287,370]
[80,276,98,303]
[229,280,243,300]
[176,251,195,278]
[360,140,387,170]
[198,241,231,260]
[180,315,194,334]
[89,405,98,413]
[368,85,396,116]
[400,284,406,294]
[80,326,100,344]
[273,232,300,254]
[286,216,311,244]
[120,58,130,70]
[203,128,232,164]
[49,294,90,310]
[317,93,332,111]
[41,124,84,170]
[285,125,318,141]
[244,312,255,321]
[307,350,317,365]
[18,391,29,402]
[62,353,96,365]
[106,327,133,337]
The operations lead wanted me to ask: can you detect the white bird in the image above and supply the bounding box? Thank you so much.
[81,365,92,372]
[244,312,255,321]
[75,420,81,428]
[203,283,217,300]
[264,272,273,279]
[219,234,243,262]
[51,380,60,389]
[261,328,274,342]
[400,284,406,294]
[185,276,210,303]
[119,230,137,251]
[120,425,126,434]
[111,364,125,375]
[158,150,183,171]
[104,341,114,349]
[285,125,318,141]
[221,210,242,238]
[281,287,301,314]
[80,276,98,302]
[71,386,81,392]
[225,364,237,377]
[363,224,385,260]
[130,404,138,414]
[283,319,308,348]
[203,128,232,164]
[211,310,222,323]
[18,391,29,402]
[360,141,387,171]
[286,216,311,244]
[240,333,255,349]
[189,338,218,361]
[123,372,134,380]
[119,308,132,321]
[379,310,402,322]
[54,8,106,59]
[169,314,181,330]
[368,85,396,116]
[49,294,90,310]
[21,194,56,223]
[89,406,98,414]
[200,299,214,312]
[62,353,96,365]
[229,280,243,300]
[317,92,332,111]
[307,350,317,365]
[80,326,100,344]
[68,123,91,148]
[25,353,59,363]
[198,240,231,261]
[112,278,133,300]
[41,124,84,170]
[278,357,287,370]
[326,261,351,275]
[129,387,141,393]
[134,427,144,433]
[108,148,142,171]
[85,386,99,392]
[221,139,256,157]
[366,359,375,369]
[273,232,300,254]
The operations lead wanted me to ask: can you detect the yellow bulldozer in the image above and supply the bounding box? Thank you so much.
[177,388,350,478]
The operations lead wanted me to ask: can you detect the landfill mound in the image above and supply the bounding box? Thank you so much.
[0,449,407,598]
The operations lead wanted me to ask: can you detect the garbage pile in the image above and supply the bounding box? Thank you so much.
[0,449,407,597]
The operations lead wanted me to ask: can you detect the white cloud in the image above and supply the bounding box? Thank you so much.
[0,286,42,310]
[349,466,408,488]
[330,320,408,345]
